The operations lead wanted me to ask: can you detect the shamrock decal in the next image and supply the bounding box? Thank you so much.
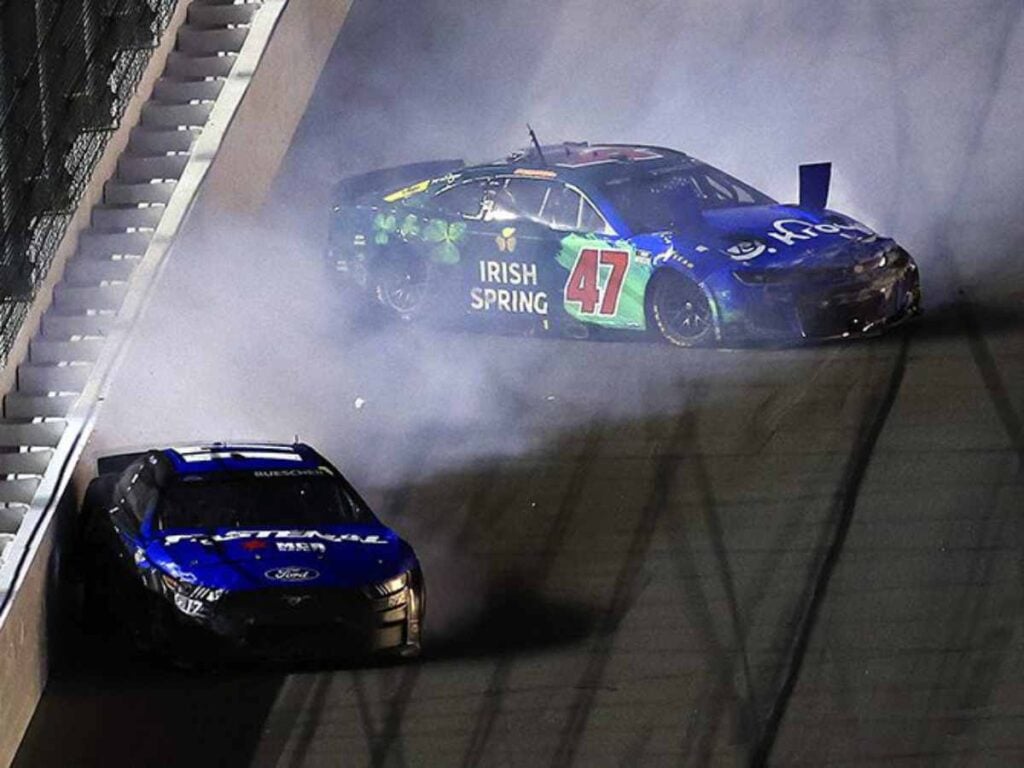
[495,227,517,252]
[399,213,420,239]
[424,219,467,264]
[373,212,398,245]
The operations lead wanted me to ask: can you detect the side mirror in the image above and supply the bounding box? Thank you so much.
[799,162,832,210]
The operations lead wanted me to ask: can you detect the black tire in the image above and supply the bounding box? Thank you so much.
[74,475,118,632]
[374,252,430,321]
[647,271,717,347]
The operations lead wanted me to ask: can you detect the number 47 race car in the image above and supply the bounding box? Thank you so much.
[327,140,921,346]
[75,442,424,663]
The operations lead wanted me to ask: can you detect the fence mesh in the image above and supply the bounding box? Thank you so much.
[0,0,178,367]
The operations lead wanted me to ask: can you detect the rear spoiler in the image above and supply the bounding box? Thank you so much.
[333,159,464,205]
[96,451,148,477]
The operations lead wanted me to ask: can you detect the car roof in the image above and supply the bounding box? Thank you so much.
[160,442,327,476]
[463,142,699,186]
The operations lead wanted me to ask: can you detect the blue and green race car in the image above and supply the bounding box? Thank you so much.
[326,141,921,346]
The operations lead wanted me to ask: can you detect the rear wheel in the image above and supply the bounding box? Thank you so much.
[648,272,716,347]
[375,253,430,321]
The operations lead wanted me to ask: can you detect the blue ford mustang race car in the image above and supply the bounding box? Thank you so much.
[327,141,921,345]
[77,442,424,661]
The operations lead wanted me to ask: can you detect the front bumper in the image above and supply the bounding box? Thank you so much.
[167,583,421,661]
[716,249,921,343]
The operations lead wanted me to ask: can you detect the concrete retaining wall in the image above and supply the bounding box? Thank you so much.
[198,0,353,215]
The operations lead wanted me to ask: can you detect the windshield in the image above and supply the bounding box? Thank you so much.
[602,164,776,232]
[156,475,373,530]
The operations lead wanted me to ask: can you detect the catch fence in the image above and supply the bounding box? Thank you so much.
[0,0,178,365]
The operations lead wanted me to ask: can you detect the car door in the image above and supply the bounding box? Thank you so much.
[416,177,493,322]
[535,183,648,334]
[465,176,560,333]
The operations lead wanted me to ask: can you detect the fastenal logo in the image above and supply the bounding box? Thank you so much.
[265,566,320,583]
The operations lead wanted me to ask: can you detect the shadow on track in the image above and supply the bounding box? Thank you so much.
[16,326,916,767]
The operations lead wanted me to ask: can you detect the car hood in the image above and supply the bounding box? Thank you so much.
[145,525,415,591]
[696,204,892,267]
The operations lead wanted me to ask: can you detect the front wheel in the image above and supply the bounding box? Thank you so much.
[648,272,716,347]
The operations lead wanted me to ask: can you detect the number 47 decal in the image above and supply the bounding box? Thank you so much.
[565,248,630,316]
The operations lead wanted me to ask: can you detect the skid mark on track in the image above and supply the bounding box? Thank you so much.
[910,300,1023,760]
[550,395,695,768]
[664,394,758,764]
[663,353,862,763]
[351,671,383,762]
[458,422,605,768]
[369,668,420,768]
[261,426,444,768]
[356,426,455,768]
[909,8,1024,754]
[752,347,845,451]
[750,329,913,767]
[283,674,334,768]
[363,395,544,768]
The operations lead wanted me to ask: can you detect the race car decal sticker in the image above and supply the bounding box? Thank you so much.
[556,234,650,329]
[399,213,421,239]
[496,227,517,252]
[471,259,548,315]
[174,594,207,617]
[565,248,629,316]
[163,530,389,546]
[277,542,327,553]
[726,240,768,260]
[252,467,334,478]
[383,179,430,203]
[373,212,398,245]
[265,566,320,583]
[766,218,875,247]
[423,219,467,264]
[513,168,557,179]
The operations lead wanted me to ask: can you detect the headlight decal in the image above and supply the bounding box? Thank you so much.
[725,240,768,261]
[363,571,409,598]
[160,572,225,603]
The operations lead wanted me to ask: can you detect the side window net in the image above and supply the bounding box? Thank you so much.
[580,200,608,234]
[539,185,582,230]
[432,180,489,218]
[485,178,550,223]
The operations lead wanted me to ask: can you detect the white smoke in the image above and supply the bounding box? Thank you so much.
[90,0,1024,498]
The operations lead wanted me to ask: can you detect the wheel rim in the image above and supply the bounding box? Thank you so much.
[656,278,712,340]
[383,270,426,313]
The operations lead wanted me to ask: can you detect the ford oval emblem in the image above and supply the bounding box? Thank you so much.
[265,566,320,583]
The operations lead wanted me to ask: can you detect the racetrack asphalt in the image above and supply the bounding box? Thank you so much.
[15,272,1024,767]
[13,1,1024,765]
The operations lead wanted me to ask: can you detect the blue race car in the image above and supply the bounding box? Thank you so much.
[327,140,921,345]
[77,442,424,661]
